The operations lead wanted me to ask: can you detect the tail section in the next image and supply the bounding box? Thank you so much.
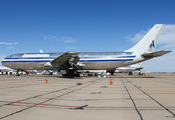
[39,49,44,53]
[125,24,165,52]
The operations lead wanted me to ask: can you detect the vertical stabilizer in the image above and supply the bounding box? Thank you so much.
[125,24,165,52]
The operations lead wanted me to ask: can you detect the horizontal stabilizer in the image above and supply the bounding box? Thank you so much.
[142,50,172,59]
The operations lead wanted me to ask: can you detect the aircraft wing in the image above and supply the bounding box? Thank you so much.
[135,67,143,71]
[51,52,79,69]
[142,50,172,59]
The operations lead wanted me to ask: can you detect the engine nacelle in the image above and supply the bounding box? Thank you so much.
[44,62,52,67]
[106,69,116,75]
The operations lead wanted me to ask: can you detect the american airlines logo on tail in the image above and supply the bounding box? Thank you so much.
[149,40,155,48]
[148,40,155,52]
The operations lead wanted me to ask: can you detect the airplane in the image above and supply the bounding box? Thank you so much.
[0,67,11,71]
[115,63,143,75]
[83,63,142,76]
[1,24,172,77]
[0,67,15,75]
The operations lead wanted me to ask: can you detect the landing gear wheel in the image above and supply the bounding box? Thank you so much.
[128,72,133,75]
[75,74,80,77]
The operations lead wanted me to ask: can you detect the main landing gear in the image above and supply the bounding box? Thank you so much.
[128,72,133,75]
[62,69,80,77]
[16,70,20,76]
[111,72,114,75]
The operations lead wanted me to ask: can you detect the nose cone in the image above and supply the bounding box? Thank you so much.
[1,59,4,66]
[1,57,8,67]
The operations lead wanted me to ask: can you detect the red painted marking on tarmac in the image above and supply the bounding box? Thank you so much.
[1,101,175,109]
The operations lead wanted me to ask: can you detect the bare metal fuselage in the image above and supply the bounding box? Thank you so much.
[2,52,141,70]
[3,61,125,70]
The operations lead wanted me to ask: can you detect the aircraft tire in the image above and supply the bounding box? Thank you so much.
[76,74,80,77]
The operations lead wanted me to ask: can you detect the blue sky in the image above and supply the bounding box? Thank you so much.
[0,0,175,72]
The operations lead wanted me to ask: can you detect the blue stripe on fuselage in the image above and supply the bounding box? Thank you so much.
[5,56,136,60]
[2,55,136,63]
[2,59,134,63]
[79,59,134,62]
[2,60,52,63]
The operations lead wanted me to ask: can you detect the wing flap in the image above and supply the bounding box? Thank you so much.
[142,50,171,59]
[51,52,79,69]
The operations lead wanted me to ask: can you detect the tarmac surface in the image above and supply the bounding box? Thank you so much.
[0,73,175,120]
